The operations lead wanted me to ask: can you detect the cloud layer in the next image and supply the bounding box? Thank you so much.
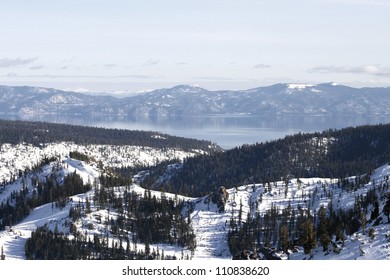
[309,65,390,76]
[254,64,271,69]
[0,57,37,68]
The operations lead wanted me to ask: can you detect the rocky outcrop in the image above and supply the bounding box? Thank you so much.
[211,186,229,212]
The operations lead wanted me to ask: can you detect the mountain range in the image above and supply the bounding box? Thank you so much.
[1,83,389,118]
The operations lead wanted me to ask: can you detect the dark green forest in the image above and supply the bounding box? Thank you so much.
[25,226,179,260]
[139,123,390,197]
[0,119,220,152]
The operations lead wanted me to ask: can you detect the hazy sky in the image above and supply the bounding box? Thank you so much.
[1,0,389,92]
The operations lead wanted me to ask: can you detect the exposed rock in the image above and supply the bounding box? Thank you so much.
[211,186,229,212]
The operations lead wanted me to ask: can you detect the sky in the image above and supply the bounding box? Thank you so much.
[0,0,389,93]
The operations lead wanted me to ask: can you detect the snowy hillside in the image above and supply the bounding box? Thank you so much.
[187,165,390,260]
[187,163,390,260]
[0,141,205,185]
[0,140,209,260]
[0,158,194,260]
[1,138,389,259]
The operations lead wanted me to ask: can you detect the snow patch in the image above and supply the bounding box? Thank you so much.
[287,84,314,90]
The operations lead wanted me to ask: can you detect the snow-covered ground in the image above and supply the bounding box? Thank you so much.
[189,196,232,259]
[0,141,389,260]
[0,157,194,260]
[0,158,97,260]
[0,199,72,259]
[188,164,390,260]
[0,141,207,260]
[0,142,205,185]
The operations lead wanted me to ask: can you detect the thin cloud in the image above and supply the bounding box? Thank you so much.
[1,73,157,79]
[114,74,156,79]
[30,65,44,70]
[145,59,161,66]
[311,0,390,6]
[0,57,37,68]
[61,57,76,63]
[254,63,271,69]
[309,65,390,76]
[195,76,235,81]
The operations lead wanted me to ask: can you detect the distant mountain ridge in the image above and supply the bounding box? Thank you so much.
[1,83,390,117]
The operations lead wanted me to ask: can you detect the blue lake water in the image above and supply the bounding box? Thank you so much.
[4,114,390,149]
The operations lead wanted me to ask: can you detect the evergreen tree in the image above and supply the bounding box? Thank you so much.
[384,194,390,223]
[280,224,289,254]
[361,209,367,235]
[317,206,331,251]
[1,246,5,260]
[300,218,316,256]
[370,200,379,221]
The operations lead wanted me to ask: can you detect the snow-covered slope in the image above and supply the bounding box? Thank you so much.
[188,164,390,260]
[0,142,205,185]
[0,163,194,260]
[0,158,98,259]
[0,141,389,260]
[0,141,201,259]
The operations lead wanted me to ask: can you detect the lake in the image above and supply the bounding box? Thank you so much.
[4,114,390,149]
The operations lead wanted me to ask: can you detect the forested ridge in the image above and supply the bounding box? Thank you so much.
[142,123,390,197]
[228,180,390,259]
[0,119,220,152]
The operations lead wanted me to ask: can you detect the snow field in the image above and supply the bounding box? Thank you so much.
[0,141,389,260]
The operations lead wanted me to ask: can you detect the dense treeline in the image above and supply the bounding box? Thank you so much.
[0,119,220,152]
[25,227,181,260]
[0,171,90,230]
[150,123,390,197]
[25,226,179,260]
[228,179,390,259]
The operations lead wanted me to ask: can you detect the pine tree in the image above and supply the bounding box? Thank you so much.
[238,199,243,226]
[384,194,390,223]
[317,206,331,251]
[361,209,367,235]
[370,200,379,221]
[1,246,5,260]
[280,224,289,254]
[86,197,91,214]
[300,218,316,256]
[145,240,150,256]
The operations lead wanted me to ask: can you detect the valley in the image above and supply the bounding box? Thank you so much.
[0,121,389,260]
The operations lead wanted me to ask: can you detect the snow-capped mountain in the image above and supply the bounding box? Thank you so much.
[0,85,119,116]
[1,83,390,118]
